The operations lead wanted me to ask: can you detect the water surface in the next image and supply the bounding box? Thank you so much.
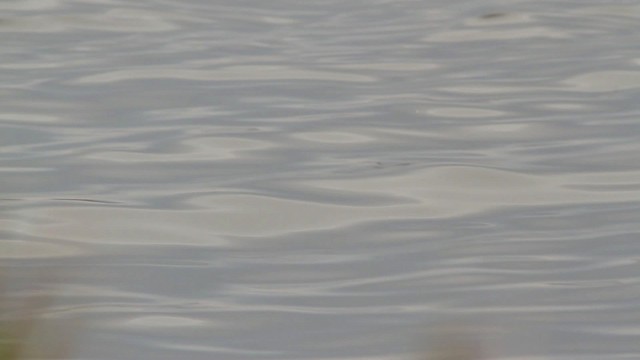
[2,0,640,359]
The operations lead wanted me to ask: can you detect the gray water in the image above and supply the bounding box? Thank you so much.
[2,0,640,359]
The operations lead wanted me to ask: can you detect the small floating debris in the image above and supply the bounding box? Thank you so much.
[480,12,509,19]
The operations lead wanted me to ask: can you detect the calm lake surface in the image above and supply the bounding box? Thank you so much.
[2,0,640,359]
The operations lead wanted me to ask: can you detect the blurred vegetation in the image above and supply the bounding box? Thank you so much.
[420,323,486,360]
[0,270,71,360]
[1,269,484,360]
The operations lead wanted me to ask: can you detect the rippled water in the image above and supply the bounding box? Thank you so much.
[2,0,640,359]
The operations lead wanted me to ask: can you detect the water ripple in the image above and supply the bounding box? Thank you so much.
[2,1,640,359]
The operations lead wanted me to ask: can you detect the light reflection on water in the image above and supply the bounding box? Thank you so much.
[2,0,640,359]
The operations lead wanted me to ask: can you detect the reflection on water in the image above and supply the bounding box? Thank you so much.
[2,0,640,359]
